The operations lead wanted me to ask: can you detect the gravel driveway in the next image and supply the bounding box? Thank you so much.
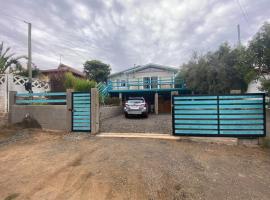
[100,114,172,134]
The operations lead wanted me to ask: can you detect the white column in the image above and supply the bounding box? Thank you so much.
[155,92,158,115]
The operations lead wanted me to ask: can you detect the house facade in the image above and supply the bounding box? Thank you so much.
[107,63,190,113]
[40,63,85,82]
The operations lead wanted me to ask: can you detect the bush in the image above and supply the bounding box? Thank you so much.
[74,79,96,91]
[50,72,66,92]
[103,96,120,106]
[64,72,96,92]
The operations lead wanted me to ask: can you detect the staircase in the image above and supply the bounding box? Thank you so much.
[97,82,109,103]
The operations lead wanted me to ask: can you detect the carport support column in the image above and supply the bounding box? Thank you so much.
[91,88,99,134]
[119,93,122,106]
[155,92,158,115]
[66,89,74,132]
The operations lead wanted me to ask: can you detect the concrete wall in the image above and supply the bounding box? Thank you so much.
[100,105,122,121]
[258,109,270,147]
[10,105,67,130]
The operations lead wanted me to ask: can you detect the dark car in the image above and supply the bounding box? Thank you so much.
[124,97,148,118]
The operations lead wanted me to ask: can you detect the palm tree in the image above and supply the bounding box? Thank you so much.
[0,41,26,74]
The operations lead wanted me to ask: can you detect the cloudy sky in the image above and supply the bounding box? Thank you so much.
[0,0,269,73]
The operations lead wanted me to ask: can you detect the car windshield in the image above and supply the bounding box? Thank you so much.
[127,100,144,104]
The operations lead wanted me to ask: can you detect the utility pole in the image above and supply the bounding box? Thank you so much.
[59,54,63,64]
[24,21,32,82]
[237,24,241,47]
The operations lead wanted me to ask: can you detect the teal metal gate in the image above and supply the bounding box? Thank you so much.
[172,93,266,137]
[72,92,91,132]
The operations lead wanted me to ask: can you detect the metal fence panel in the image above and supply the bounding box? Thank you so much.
[72,92,91,132]
[172,93,266,137]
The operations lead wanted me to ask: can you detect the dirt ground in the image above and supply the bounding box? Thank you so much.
[100,114,172,134]
[0,129,270,200]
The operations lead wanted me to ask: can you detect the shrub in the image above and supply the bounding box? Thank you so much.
[64,72,96,92]
[49,72,66,92]
[74,79,96,92]
[64,72,75,89]
[103,96,120,106]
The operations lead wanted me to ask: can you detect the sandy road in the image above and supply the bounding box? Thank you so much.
[0,129,270,200]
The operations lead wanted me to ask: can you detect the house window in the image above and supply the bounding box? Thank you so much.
[143,77,158,89]
[120,80,126,87]
[143,77,150,89]
[151,76,158,88]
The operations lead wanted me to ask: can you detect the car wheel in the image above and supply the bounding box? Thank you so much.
[125,113,129,118]
[144,113,148,118]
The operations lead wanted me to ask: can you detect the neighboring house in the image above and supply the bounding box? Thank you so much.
[247,75,270,94]
[40,63,85,82]
[107,63,190,113]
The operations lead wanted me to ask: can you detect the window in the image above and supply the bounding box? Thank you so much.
[120,80,126,87]
[143,77,158,89]
[151,76,158,88]
[143,77,150,89]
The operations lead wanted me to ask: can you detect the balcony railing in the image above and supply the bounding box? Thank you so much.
[107,77,185,91]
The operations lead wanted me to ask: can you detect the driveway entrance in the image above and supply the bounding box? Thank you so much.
[100,114,171,134]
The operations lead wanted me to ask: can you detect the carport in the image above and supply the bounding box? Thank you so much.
[109,88,190,114]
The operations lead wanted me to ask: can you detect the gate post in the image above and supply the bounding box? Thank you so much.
[8,91,17,124]
[155,92,158,115]
[66,89,73,132]
[91,88,99,134]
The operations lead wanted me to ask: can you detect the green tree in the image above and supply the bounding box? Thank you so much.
[248,22,270,75]
[83,60,111,83]
[0,41,26,74]
[15,66,40,78]
[247,22,270,94]
[179,43,252,94]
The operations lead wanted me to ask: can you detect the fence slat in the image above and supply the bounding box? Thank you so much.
[219,104,263,109]
[220,125,264,130]
[174,100,217,105]
[219,115,263,119]
[174,105,217,109]
[175,110,218,114]
[219,99,263,104]
[219,120,263,124]
[175,115,218,119]
[174,120,218,124]
[174,96,217,100]
[175,130,218,134]
[16,92,66,97]
[16,99,66,104]
[220,130,264,135]
[175,125,218,129]
[219,95,263,99]
[219,109,263,114]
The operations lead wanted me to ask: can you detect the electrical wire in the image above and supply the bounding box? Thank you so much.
[235,0,249,24]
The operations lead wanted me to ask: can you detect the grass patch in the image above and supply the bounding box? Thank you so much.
[4,193,20,200]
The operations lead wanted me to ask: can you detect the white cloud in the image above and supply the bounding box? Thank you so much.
[0,0,269,71]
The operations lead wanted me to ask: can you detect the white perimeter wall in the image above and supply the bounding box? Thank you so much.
[0,74,50,113]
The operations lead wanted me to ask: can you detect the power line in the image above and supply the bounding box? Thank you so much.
[0,12,95,65]
[235,0,249,24]
[0,10,27,23]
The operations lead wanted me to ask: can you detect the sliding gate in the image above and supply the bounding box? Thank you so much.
[172,94,266,137]
[72,92,91,132]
